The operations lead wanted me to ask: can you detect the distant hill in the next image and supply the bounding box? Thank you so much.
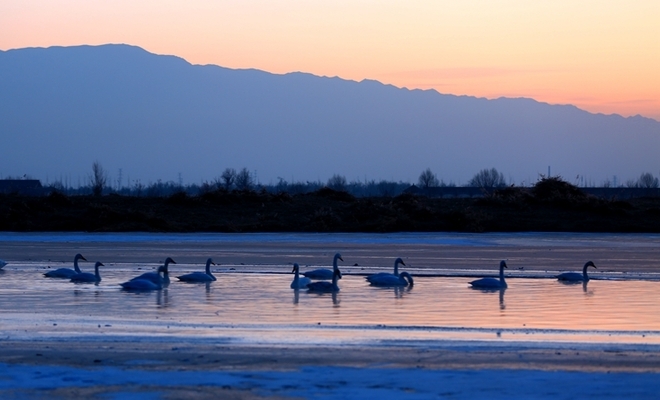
[1,44,659,186]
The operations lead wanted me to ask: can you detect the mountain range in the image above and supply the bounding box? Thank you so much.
[1,44,659,186]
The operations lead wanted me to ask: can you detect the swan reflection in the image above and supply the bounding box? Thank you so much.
[157,288,170,308]
[470,286,506,310]
[304,290,340,306]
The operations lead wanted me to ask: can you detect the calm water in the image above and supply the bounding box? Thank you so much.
[1,267,659,348]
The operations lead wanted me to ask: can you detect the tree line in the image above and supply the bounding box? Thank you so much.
[6,163,660,198]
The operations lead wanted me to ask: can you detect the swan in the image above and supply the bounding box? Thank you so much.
[120,279,162,291]
[121,268,164,291]
[369,271,414,287]
[303,253,343,280]
[131,257,176,285]
[469,260,508,289]
[70,261,104,283]
[307,268,342,293]
[366,257,407,285]
[177,258,216,282]
[44,253,87,278]
[0,259,7,269]
[291,263,312,289]
[557,261,597,282]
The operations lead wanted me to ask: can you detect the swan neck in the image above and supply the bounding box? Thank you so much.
[206,264,215,279]
[74,257,82,273]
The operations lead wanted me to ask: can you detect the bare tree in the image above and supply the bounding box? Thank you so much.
[89,161,107,196]
[234,167,253,191]
[327,174,347,191]
[220,168,236,190]
[469,168,506,189]
[637,172,659,188]
[418,168,439,188]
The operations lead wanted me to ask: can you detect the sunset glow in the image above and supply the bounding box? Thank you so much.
[1,0,659,120]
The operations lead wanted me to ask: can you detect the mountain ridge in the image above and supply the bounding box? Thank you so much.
[1,44,658,185]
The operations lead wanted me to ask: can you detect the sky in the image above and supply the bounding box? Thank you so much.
[1,0,659,121]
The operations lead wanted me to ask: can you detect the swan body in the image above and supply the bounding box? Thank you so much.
[44,253,87,278]
[0,259,7,269]
[369,271,414,287]
[121,267,164,291]
[469,260,508,289]
[307,268,342,293]
[177,258,216,282]
[557,261,597,282]
[303,253,343,280]
[120,279,162,291]
[70,261,103,283]
[290,263,312,289]
[131,257,175,285]
[366,257,408,285]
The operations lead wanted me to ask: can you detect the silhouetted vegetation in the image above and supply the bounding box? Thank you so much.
[2,177,660,233]
[469,168,507,189]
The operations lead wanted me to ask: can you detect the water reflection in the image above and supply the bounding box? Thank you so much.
[305,290,341,306]
[371,285,413,299]
[157,288,170,308]
[2,271,660,340]
[558,279,594,296]
[469,287,506,310]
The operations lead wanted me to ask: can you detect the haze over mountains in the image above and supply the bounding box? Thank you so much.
[1,44,659,187]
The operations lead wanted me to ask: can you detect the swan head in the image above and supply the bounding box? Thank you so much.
[75,253,87,262]
[499,260,508,269]
[584,261,596,270]
[95,262,104,268]
[334,253,343,262]
[291,263,300,273]
[395,257,405,266]
[206,258,215,267]
[164,257,176,266]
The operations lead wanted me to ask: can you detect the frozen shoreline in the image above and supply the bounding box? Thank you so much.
[2,341,660,399]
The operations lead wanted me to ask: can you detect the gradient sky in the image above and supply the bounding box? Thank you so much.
[1,0,659,121]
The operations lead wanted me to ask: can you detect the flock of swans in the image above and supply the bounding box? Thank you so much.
[8,252,599,293]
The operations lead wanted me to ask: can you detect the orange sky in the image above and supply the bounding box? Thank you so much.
[2,0,659,121]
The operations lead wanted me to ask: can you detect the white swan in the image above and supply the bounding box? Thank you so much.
[121,267,164,291]
[307,268,342,292]
[366,257,408,285]
[557,261,597,282]
[369,271,414,287]
[0,259,7,269]
[44,253,87,278]
[70,261,104,283]
[131,257,176,285]
[469,260,508,289]
[303,253,343,280]
[177,258,216,282]
[290,263,312,289]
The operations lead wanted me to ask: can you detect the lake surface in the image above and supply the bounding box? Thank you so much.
[1,232,659,349]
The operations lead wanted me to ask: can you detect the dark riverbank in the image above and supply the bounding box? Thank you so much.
[2,178,660,233]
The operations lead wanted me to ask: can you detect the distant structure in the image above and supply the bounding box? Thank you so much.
[0,179,48,196]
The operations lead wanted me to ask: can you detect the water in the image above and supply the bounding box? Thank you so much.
[1,232,659,349]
